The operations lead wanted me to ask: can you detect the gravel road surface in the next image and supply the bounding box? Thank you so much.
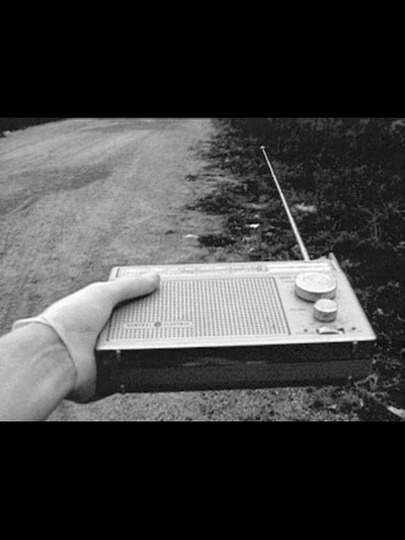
[0,118,317,421]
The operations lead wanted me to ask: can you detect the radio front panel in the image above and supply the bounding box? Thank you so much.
[97,256,375,351]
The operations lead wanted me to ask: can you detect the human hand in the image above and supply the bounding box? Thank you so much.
[36,273,160,402]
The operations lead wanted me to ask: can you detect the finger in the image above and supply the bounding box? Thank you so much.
[105,272,161,305]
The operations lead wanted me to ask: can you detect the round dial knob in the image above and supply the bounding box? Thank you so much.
[295,272,337,302]
[314,299,338,323]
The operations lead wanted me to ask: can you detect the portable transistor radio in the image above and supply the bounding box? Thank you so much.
[95,148,376,397]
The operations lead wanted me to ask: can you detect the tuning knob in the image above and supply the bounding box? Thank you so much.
[295,272,337,303]
[314,299,338,323]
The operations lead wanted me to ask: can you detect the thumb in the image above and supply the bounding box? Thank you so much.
[106,272,161,306]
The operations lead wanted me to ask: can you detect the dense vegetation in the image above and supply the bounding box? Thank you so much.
[0,118,65,134]
[198,118,404,419]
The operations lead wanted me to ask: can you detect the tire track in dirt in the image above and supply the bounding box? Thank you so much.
[0,119,220,326]
[0,118,230,421]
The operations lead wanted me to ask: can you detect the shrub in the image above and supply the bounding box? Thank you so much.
[0,118,66,134]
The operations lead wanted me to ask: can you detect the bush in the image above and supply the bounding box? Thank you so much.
[224,118,405,252]
[0,118,66,134]
[213,118,405,400]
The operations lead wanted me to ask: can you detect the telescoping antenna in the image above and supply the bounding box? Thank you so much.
[261,146,311,262]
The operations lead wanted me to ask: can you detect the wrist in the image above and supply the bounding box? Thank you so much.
[12,317,78,389]
[13,315,97,404]
[1,323,77,420]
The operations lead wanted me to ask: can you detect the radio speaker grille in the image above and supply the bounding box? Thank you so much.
[106,276,290,344]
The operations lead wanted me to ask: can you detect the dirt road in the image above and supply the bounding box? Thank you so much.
[0,118,333,421]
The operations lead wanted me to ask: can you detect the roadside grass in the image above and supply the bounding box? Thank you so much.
[193,118,405,421]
